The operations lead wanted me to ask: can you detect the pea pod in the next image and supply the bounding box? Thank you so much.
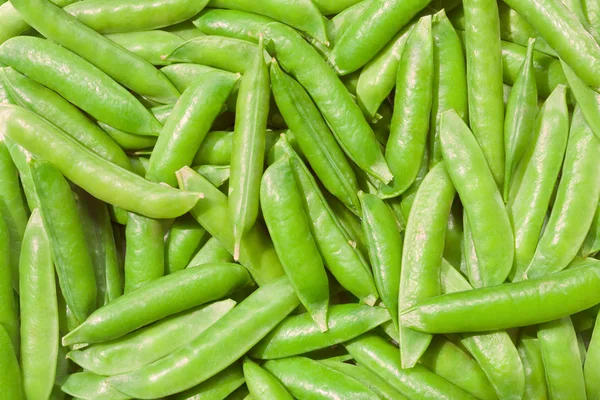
[101,125,157,151]
[326,191,369,257]
[443,205,463,269]
[312,0,362,14]
[243,358,293,400]
[584,0,600,42]
[160,63,219,92]
[187,236,233,267]
[517,332,549,400]
[3,137,38,210]
[193,130,279,166]
[109,276,300,399]
[62,372,131,400]
[325,0,367,46]
[165,215,207,274]
[123,214,164,293]
[62,263,251,346]
[0,326,24,400]
[0,211,17,352]
[20,209,59,400]
[562,60,600,140]
[172,362,245,400]
[105,31,183,66]
[582,202,600,256]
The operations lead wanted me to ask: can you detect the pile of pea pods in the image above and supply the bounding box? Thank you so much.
[1,0,600,398]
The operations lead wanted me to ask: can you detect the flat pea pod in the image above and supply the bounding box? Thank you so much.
[0,211,18,352]
[263,357,380,400]
[108,276,300,399]
[177,167,285,285]
[525,107,600,279]
[62,263,251,346]
[67,300,235,376]
[399,163,455,368]
[105,31,183,66]
[582,202,600,256]
[10,0,181,104]
[251,304,390,359]
[20,209,59,400]
[160,63,219,92]
[0,326,24,400]
[123,214,164,293]
[508,86,569,281]
[538,317,586,399]
[441,110,514,286]
[194,130,279,166]
[172,362,245,400]
[312,0,362,14]
[261,157,329,330]
[30,159,97,323]
[187,236,233,267]
[243,358,293,400]
[517,332,549,400]
[0,37,162,136]
[165,215,207,274]
[400,260,600,333]
[380,16,433,198]
[0,104,202,219]
[65,0,209,33]
[270,60,360,214]
[62,372,131,400]
[562,60,600,140]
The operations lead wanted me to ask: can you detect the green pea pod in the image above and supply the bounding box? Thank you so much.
[380,16,433,198]
[325,0,367,46]
[105,31,183,66]
[525,107,600,279]
[20,209,59,400]
[11,0,181,104]
[187,236,233,267]
[584,0,600,42]
[562,61,600,140]
[62,263,251,346]
[441,110,514,286]
[270,60,360,214]
[443,206,463,269]
[586,308,600,398]
[251,304,390,359]
[3,137,38,210]
[195,165,231,188]
[193,130,278,166]
[123,214,164,293]
[430,9,468,167]
[0,211,18,352]
[160,64,216,92]
[261,157,329,330]
[165,215,207,275]
[538,317,586,399]
[517,332,549,400]
[172,362,245,400]
[463,213,483,288]
[0,326,24,399]
[508,86,569,281]
[582,202,600,256]
[109,276,300,398]
[62,372,131,400]
[101,124,157,151]
[401,260,600,333]
[0,75,13,103]
[243,358,293,400]
[312,0,362,14]
[326,192,369,257]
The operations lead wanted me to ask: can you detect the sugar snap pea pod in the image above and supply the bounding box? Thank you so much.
[100,124,157,151]
[562,61,600,140]
[243,358,293,400]
[325,0,367,46]
[503,38,538,201]
[517,332,549,400]
[261,157,329,330]
[172,362,245,400]
[325,191,368,257]
[20,209,59,400]
[11,0,181,104]
[312,0,362,14]
[583,202,600,256]
[108,276,299,398]
[462,213,483,288]
[165,215,207,275]
[441,110,514,286]
[195,165,231,188]
[160,63,219,92]
[187,236,233,267]
[251,304,390,359]
[443,205,463,269]
[0,326,24,400]
[62,372,131,400]
[508,86,568,281]
[30,159,97,323]
[67,300,235,375]
[105,31,183,66]
[538,317,586,399]
[584,0,600,42]
[0,76,13,104]
[3,137,38,210]
[62,263,251,346]
[585,307,600,397]
[0,212,18,352]
[193,130,279,166]
[525,107,600,279]
[164,20,205,40]
[123,214,163,293]
[177,167,284,285]
[380,16,433,198]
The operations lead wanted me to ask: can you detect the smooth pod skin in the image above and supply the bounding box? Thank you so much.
[177,167,284,285]
[67,300,235,376]
[263,357,380,400]
[187,236,233,267]
[399,163,455,368]
[325,0,367,46]
[0,326,24,400]
[503,0,600,88]
[101,124,157,151]
[160,64,218,92]
[508,86,569,281]
[0,105,201,219]
[62,372,131,400]
[326,191,369,257]
[165,215,207,274]
[30,159,97,323]
[586,307,600,397]
[0,213,17,352]
[172,362,245,400]
[147,70,239,187]
[0,37,162,135]
[109,276,300,399]
[261,157,329,330]
[251,304,390,359]
[381,16,433,198]
[193,130,278,166]
[229,37,270,260]
[359,192,402,328]
[10,0,181,104]
[270,60,360,214]
[562,61,600,140]
[312,0,361,14]
[582,202,600,256]
[400,261,600,333]
[584,0,600,42]
[441,110,514,286]
[65,0,209,33]
[194,165,231,188]
[243,358,293,400]
[62,263,251,346]
[525,107,600,279]
[517,332,549,400]
[123,214,164,293]
[3,137,38,210]
[105,31,183,66]
[538,317,586,399]
[20,209,59,400]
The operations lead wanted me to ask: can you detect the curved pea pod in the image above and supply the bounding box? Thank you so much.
[517,332,549,400]
[177,167,284,285]
[0,212,18,352]
[62,372,131,400]
[0,326,24,399]
[108,276,300,398]
[270,60,360,214]
[160,63,219,92]
[312,0,362,14]
[187,236,233,267]
[584,0,600,42]
[582,202,600,257]
[380,16,433,198]
[123,214,164,293]
[525,107,600,279]
[67,300,235,375]
[562,60,600,140]
[105,31,183,66]
[172,362,245,400]
[62,263,251,346]
[251,304,390,359]
[443,205,463,269]
[165,215,207,275]
[586,308,600,397]
[261,157,329,330]
[101,124,157,151]
[3,137,38,210]
[195,165,230,188]
[243,358,293,400]
[193,130,278,166]
[325,191,368,257]
[508,86,568,281]
[147,69,239,187]
[325,0,366,46]
[538,317,586,399]
[20,209,59,400]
